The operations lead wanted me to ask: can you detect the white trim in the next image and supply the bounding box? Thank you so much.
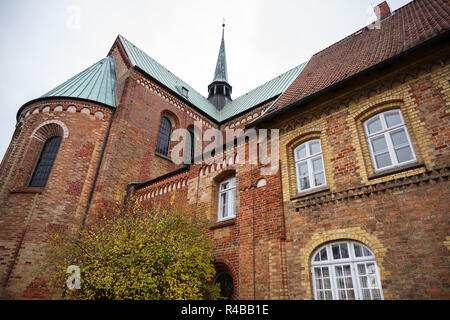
[364,109,417,172]
[311,241,384,300]
[217,177,236,221]
[294,139,327,193]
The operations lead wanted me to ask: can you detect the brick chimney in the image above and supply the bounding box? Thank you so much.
[374,1,391,20]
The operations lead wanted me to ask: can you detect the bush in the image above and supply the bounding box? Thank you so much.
[41,194,220,300]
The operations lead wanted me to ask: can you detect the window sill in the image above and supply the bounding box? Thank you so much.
[290,186,330,201]
[154,152,173,163]
[10,187,44,194]
[368,162,425,180]
[210,218,236,230]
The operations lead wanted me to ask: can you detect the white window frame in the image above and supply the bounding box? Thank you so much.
[364,109,417,172]
[311,241,384,300]
[218,177,236,221]
[294,139,327,193]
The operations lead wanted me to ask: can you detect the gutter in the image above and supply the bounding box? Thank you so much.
[246,28,450,129]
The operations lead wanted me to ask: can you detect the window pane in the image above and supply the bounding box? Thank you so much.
[390,129,408,147]
[395,145,413,163]
[347,290,355,300]
[372,289,382,300]
[332,245,341,260]
[363,247,372,256]
[315,248,327,262]
[229,188,236,217]
[340,243,349,259]
[360,275,368,288]
[296,144,306,159]
[354,244,362,257]
[298,162,308,176]
[314,268,321,278]
[320,248,328,261]
[371,136,388,153]
[367,263,376,274]
[314,172,325,186]
[221,193,228,218]
[343,265,351,276]
[297,162,310,190]
[300,176,310,190]
[309,140,321,155]
[362,289,371,299]
[367,117,382,134]
[316,279,323,290]
[312,157,323,172]
[221,182,229,190]
[358,264,366,276]
[345,277,354,289]
[385,111,402,128]
[375,152,392,169]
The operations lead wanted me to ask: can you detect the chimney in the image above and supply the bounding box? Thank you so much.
[374,1,391,20]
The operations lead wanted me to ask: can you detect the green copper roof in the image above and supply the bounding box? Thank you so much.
[40,56,117,108]
[218,61,308,121]
[212,28,229,84]
[119,35,220,120]
[119,35,308,123]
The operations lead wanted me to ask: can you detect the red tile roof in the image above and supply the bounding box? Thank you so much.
[260,0,449,119]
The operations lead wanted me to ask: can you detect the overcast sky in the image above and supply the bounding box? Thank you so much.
[0,0,413,161]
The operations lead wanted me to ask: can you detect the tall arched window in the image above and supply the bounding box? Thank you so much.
[364,109,416,171]
[311,241,383,300]
[29,136,62,187]
[184,129,195,164]
[155,116,172,157]
[294,139,326,193]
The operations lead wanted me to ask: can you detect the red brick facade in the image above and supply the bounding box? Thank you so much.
[0,0,448,300]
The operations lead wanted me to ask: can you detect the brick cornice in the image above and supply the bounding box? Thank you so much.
[290,166,450,210]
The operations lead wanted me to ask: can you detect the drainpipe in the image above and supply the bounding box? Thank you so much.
[250,163,256,299]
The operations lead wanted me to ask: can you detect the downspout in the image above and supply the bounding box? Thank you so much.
[250,163,256,299]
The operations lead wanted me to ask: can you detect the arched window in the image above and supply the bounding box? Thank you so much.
[28,136,62,187]
[311,241,383,300]
[294,139,326,193]
[184,129,195,164]
[364,109,416,171]
[155,116,172,157]
[214,271,234,299]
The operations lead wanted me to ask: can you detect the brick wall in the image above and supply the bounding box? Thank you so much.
[0,99,112,299]
[273,46,450,299]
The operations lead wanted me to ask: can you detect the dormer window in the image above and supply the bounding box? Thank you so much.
[181,87,189,98]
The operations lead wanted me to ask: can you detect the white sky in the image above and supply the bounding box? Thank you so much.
[0,0,413,161]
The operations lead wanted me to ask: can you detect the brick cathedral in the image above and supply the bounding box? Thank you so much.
[0,0,449,299]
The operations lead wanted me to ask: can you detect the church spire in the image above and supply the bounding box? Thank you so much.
[208,20,232,110]
[212,21,228,83]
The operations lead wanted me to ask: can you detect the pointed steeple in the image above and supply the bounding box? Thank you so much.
[212,24,228,83]
[208,21,232,110]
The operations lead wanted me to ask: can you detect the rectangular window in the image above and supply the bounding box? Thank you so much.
[364,110,416,172]
[218,177,236,221]
[294,139,327,193]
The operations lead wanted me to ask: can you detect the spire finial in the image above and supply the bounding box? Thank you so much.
[222,18,225,29]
